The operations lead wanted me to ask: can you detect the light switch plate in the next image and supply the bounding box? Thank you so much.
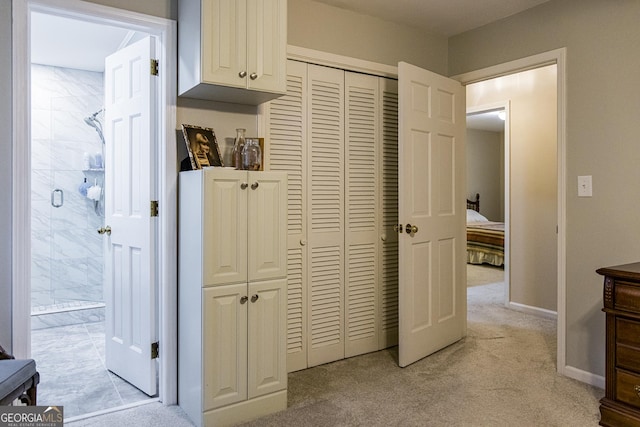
[578,175,592,197]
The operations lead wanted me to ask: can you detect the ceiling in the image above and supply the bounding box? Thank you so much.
[467,110,505,132]
[311,0,551,37]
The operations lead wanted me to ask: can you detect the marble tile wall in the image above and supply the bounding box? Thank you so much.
[31,64,105,311]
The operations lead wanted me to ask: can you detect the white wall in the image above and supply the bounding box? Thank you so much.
[449,0,638,376]
[467,65,557,313]
[466,128,503,222]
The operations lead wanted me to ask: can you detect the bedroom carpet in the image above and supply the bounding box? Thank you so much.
[68,282,603,427]
[467,263,504,287]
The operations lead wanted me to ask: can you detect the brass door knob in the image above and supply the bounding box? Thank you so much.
[97,226,112,236]
[406,224,418,235]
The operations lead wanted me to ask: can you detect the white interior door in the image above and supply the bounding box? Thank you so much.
[398,62,466,367]
[103,36,157,395]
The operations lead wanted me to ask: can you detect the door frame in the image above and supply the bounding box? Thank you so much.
[466,101,511,307]
[453,48,569,381]
[11,0,178,404]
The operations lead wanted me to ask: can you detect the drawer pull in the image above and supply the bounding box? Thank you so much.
[635,385,640,398]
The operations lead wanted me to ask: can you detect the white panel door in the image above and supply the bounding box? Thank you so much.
[103,36,157,394]
[203,283,248,410]
[246,0,287,92]
[263,59,308,372]
[344,72,379,357]
[202,0,246,88]
[306,64,345,367]
[247,171,287,281]
[247,278,287,399]
[203,169,248,286]
[398,62,466,367]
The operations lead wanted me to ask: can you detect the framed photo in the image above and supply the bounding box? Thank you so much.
[181,124,224,169]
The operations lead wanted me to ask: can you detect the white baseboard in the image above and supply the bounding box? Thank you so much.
[562,365,605,390]
[508,301,558,320]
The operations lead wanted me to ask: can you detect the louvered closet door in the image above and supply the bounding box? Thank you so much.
[307,64,345,367]
[263,59,308,372]
[344,72,379,358]
[378,78,399,349]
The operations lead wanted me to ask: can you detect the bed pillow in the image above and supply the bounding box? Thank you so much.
[467,209,489,223]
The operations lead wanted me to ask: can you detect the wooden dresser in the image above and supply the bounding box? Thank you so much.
[597,262,640,426]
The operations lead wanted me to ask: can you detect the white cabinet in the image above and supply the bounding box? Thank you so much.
[260,61,399,372]
[179,168,287,427]
[178,0,287,105]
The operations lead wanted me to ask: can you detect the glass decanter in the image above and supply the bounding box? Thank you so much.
[232,128,246,169]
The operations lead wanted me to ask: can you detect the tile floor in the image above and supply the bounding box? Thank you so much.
[31,309,154,419]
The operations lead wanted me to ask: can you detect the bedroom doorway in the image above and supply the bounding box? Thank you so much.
[464,64,558,330]
[465,106,508,304]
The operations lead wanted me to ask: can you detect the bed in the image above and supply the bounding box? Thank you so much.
[466,193,504,267]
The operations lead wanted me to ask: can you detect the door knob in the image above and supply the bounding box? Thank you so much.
[249,73,258,80]
[393,224,403,233]
[239,70,247,78]
[97,225,112,236]
[406,224,418,235]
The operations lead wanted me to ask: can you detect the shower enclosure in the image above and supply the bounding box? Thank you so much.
[31,64,105,326]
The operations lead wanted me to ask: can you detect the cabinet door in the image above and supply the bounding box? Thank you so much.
[202,0,247,88]
[247,279,287,399]
[203,169,248,286]
[247,171,287,281]
[203,283,248,410]
[246,0,287,93]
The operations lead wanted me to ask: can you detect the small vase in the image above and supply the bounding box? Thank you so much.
[242,138,262,171]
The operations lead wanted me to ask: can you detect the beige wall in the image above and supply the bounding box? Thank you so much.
[467,66,557,313]
[450,0,640,376]
[288,0,448,75]
[466,128,503,222]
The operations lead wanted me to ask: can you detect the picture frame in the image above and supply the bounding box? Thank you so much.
[181,124,224,169]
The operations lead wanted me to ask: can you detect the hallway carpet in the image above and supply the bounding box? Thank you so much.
[68,282,603,426]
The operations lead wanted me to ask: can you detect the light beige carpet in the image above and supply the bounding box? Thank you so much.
[69,281,603,427]
[467,263,504,287]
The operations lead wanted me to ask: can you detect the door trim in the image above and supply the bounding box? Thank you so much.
[11,0,178,404]
[453,48,568,382]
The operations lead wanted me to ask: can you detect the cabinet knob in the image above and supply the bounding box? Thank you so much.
[300,239,307,246]
[239,70,247,78]
[249,72,258,80]
[380,234,387,241]
[251,294,259,303]
[635,384,640,398]
[251,182,259,190]
[240,296,248,304]
[241,182,248,190]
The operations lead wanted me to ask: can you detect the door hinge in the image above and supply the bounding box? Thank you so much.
[151,342,159,359]
[150,59,159,76]
[151,200,159,217]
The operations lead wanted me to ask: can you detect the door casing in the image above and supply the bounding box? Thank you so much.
[11,0,178,404]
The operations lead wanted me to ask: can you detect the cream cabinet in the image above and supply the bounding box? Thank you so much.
[179,168,287,427]
[178,0,287,105]
[260,60,399,372]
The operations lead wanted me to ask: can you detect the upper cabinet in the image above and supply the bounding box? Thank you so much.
[179,0,287,105]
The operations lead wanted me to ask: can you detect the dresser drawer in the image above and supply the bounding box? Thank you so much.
[615,283,640,313]
[617,317,640,372]
[616,369,640,409]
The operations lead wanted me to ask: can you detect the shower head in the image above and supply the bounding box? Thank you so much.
[84,109,105,144]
